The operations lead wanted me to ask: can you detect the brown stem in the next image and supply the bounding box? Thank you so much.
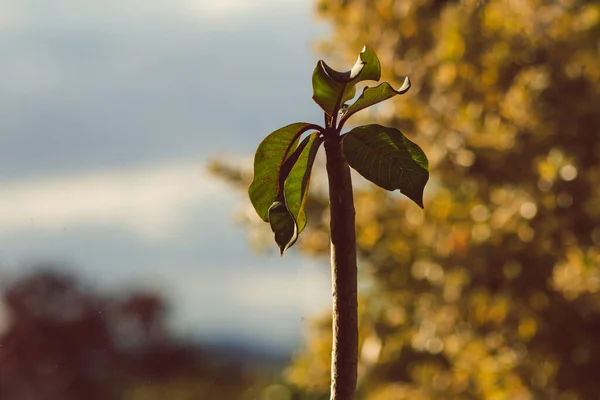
[324,135,358,400]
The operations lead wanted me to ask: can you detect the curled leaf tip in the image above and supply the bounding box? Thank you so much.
[398,76,411,94]
[349,46,370,80]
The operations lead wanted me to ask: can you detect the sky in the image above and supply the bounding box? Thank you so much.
[0,0,334,354]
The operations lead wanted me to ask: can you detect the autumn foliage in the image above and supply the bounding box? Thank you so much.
[216,0,600,399]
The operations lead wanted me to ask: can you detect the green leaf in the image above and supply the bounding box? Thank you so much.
[342,78,411,122]
[268,201,298,256]
[342,124,429,208]
[284,132,323,234]
[312,45,381,117]
[248,123,318,222]
[266,132,323,255]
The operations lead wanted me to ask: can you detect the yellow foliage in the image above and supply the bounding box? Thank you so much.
[271,0,600,398]
[213,0,600,398]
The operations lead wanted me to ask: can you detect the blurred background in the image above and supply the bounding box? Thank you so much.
[1,0,599,399]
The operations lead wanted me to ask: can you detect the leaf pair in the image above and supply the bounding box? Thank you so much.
[248,123,322,254]
[312,46,381,118]
[312,46,411,124]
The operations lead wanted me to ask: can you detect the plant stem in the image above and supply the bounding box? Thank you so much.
[324,135,358,400]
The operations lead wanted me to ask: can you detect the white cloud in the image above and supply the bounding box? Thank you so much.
[162,261,330,349]
[0,160,229,241]
[0,0,25,28]
[183,0,306,19]
[1,0,309,30]
[166,263,330,312]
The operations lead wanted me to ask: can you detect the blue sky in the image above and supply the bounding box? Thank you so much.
[0,0,333,353]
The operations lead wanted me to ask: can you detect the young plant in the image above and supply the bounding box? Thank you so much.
[248,46,429,400]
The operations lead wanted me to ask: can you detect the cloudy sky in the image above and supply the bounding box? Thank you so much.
[0,0,334,353]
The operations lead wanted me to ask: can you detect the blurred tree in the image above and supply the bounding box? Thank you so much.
[0,270,118,400]
[213,0,600,399]
[0,268,272,399]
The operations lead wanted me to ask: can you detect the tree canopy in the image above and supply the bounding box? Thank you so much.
[215,0,600,399]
